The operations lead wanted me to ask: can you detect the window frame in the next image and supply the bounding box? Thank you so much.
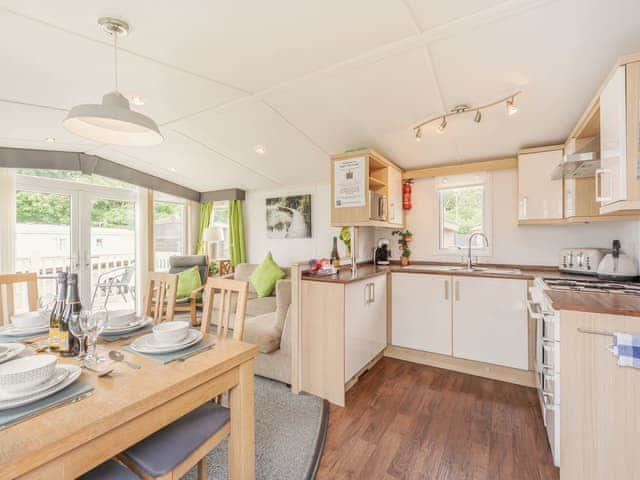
[434,172,493,257]
[153,192,188,270]
[211,200,231,260]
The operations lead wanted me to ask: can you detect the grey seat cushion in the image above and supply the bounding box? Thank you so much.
[122,403,229,477]
[169,255,208,284]
[78,460,138,480]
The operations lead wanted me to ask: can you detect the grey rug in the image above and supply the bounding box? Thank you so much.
[182,376,326,480]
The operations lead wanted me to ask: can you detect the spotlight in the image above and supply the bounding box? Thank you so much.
[436,116,447,134]
[474,110,482,123]
[506,96,519,116]
[415,127,422,142]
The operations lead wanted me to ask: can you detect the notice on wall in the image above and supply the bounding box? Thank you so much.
[334,156,366,208]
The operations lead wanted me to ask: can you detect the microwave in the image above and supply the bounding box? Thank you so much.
[369,191,387,220]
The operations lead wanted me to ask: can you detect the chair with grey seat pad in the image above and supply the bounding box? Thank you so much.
[168,255,209,325]
[77,459,138,480]
[119,277,249,480]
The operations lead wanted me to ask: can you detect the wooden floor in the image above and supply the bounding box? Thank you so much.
[317,357,559,480]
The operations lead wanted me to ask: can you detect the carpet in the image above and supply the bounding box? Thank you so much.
[182,376,327,480]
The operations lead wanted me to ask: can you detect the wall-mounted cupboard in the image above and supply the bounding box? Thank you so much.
[330,149,404,228]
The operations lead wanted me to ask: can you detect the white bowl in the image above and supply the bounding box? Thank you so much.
[0,354,57,392]
[10,311,48,330]
[107,309,137,327]
[152,321,190,345]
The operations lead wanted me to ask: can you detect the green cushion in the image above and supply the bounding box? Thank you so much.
[250,253,285,298]
[176,266,202,299]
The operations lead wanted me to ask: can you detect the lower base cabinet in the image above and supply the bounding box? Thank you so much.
[392,273,528,371]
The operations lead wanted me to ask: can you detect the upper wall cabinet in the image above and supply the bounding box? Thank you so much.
[517,146,564,223]
[330,149,404,227]
[598,61,640,214]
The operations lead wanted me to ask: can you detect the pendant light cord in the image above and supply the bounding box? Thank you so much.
[113,31,119,92]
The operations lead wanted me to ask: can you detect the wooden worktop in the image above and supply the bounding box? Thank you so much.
[545,289,640,317]
[301,261,587,284]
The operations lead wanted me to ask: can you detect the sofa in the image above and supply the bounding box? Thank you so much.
[220,263,292,385]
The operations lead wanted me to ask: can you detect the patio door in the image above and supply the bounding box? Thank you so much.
[16,175,137,310]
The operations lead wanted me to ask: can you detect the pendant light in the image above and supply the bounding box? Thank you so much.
[63,18,163,146]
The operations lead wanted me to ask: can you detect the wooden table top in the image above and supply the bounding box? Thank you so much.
[0,336,259,478]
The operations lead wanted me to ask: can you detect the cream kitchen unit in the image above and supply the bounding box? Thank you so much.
[392,273,529,371]
[517,146,564,222]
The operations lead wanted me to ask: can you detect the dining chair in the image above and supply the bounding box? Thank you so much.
[119,278,249,480]
[143,272,178,324]
[0,272,38,325]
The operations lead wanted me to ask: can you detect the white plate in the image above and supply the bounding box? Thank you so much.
[131,329,203,354]
[106,309,137,327]
[0,343,26,364]
[101,317,152,335]
[0,364,81,411]
[0,366,70,401]
[0,324,49,337]
[10,311,48,329]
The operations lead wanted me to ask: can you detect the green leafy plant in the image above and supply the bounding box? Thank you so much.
[209,262,219,275]
[392,229,413,258]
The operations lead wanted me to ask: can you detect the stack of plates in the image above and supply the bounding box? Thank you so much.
[101,315,153,337]
[0,311,49,337]
[0,343,26,364]
[0,355,81,411]
[130,328,203,354]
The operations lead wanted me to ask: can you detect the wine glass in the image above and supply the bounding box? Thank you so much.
[84,307,109,364]
[37,294,55,322]
[68,311,88,359]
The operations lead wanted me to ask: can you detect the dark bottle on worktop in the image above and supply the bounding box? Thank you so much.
[59,273,82,357]
[331,237,340,267]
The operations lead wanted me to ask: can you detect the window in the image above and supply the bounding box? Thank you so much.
[211,201,230,259]
[153,194,186,271]
[436,174,492,255]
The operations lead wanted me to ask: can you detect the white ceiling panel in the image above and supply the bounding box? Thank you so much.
[0,1,417,92]
[170,99,328,185]
[264,46,443,159]
[402,0,507,32]
[0,10,244,123]
[94,130,276,192]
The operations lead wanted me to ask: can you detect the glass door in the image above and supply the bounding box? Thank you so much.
[86,197,136,311]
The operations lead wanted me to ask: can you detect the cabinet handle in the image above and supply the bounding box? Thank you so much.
[521,196,528,218]
[370,283,375,303]
[444,280,449,300]
[455,281,460,301]
[595,168,612,202]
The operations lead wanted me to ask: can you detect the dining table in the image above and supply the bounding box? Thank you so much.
[0,334,259,479]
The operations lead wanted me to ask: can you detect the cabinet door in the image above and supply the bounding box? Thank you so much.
[599,65,627,205]
[452,276,528,369]
[345,275,387,381]
[391,273,452,355]
[387,167,403,225]
[518,150,564,220]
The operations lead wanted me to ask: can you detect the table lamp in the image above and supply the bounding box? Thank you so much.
[203,227,223,260]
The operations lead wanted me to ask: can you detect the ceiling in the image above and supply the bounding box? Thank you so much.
[1,0,640,192]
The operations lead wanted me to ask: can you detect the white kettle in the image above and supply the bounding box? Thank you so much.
[597,240,639,281]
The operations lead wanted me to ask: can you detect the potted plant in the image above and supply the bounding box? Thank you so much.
[392,230,413,266]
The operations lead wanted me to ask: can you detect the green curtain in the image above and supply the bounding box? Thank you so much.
[229,200,246,266]
[196,201,213,255]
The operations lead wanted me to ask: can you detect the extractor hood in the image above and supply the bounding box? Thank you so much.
[550,151,600,180]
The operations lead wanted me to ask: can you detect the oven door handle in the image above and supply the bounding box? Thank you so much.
[526,300,544,320]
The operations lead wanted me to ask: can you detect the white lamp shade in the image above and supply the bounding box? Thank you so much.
[203,227,223,242]
[63,91,163,146]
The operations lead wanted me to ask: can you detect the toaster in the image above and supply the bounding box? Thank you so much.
[559,248,607,275]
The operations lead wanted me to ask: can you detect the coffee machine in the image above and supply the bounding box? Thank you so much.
[374,239,391,265]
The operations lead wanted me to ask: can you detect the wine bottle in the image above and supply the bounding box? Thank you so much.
[48,272,67,351]
[60,273,82,357]
[330,237,340,267]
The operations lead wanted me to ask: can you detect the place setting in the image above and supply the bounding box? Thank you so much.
[123,320,216,364]
[0,296,53,343]
[98,308,154,342]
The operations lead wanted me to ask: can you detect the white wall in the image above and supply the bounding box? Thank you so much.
[376,168,640,266]
[245,184,375,267]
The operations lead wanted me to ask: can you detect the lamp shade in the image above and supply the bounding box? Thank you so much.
[203,227,223,242]
[63,91,163,146]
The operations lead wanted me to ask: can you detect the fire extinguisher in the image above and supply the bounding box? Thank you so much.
[402,179,413,210]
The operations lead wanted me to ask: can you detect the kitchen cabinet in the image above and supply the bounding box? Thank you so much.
[598,65,627,206]
[391,273,451,355]
[345,274,387,380]
[561,310,640,479]
[517,147,564,222]
[330,149,404,227]
[452,276,528,370]
[300,274,388,406]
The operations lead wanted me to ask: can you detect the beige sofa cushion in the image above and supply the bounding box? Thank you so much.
[246,296,277,317]
[232,263,291,296]
[244,312,280,353]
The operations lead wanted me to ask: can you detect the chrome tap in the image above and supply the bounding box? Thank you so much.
[466,232,489,270]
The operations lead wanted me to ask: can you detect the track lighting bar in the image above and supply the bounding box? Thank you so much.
[412,91,522,138]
